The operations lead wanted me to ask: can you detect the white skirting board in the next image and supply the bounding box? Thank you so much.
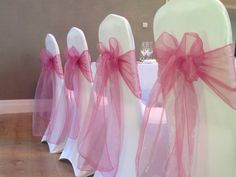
[0,99,34,114]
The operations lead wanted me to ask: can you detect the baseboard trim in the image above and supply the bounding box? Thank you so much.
[0,99,34,115]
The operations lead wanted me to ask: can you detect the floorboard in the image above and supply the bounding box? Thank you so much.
[0,113,94,177]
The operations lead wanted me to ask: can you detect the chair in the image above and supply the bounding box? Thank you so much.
[79,14,143,177]
[136,1,236,177]
[40,34,69,153]
[59,27,93,177]
[32,34,63,138]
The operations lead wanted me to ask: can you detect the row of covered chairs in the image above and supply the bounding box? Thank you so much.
[33,14,150,177]
[33,1,236,176]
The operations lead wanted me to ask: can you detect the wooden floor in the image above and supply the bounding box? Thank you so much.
[0,113,93,177]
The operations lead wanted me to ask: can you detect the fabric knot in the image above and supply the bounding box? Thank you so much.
[155,32,205,86]
[40,48,63,77]
[178,56,199,82]
[98,38,121,74]
[64,47,93,90]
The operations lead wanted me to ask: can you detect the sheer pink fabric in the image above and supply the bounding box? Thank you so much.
[136,32,236,177]
[78,38,141,177]
[32,48,63,136]
[64,47,93,139]
[44,90,72,145]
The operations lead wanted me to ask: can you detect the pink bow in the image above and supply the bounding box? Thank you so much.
[32,48,63,136]
[78,38,141,177]
[136,32,236,177]
[40,49,63,77]
[64,47,93,90]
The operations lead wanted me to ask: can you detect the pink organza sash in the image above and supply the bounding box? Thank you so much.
[64,47,93,90]
[64,47,93,139]
[78,38,141,177]
[136,32,236,177]
[32,48,63,136]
